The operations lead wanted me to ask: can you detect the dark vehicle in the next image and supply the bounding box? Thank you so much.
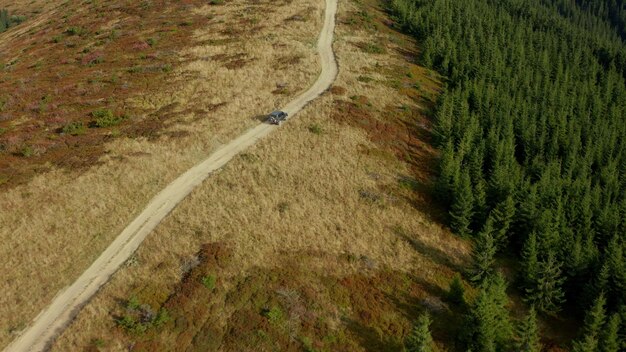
[267,110,288,125]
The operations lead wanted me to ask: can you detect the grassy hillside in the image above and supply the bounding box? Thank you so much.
[50,0,476,351]
[0,0,324,348]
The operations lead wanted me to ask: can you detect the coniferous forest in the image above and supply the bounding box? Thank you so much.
[391,0,626,349]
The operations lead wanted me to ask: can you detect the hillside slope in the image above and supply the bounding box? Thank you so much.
[0,0,325,348]
[49,0,473,351]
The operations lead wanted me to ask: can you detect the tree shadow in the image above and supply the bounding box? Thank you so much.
[392,227,463,271]
[343,317,404,352]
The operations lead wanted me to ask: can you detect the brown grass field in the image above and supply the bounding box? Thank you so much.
[47,0,477,350]
[0,0,324,348]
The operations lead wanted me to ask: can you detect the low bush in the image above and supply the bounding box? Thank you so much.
[92,108,126,128]
[308,124,323,135]
[62,121,86,135]
[201,275,216,290]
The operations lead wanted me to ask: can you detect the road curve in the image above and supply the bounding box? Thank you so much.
[5,0,337,350]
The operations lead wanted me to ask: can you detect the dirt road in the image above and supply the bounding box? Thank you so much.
[4,0,337,350]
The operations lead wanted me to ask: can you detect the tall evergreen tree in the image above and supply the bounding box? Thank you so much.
[516,306,542,352]
[525,252,566,315]
[600,313,621,352]
[573,293,608,352]
[464,274,512,352]
[450,172,475,237]
[490,195,516,247]
[405,313,435,352]
[521,232,539,288]
[469,218,497,283]
[448,273,466,306]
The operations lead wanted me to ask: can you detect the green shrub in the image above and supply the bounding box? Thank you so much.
[264,306,283,326]
[153,308,171,327]
[201,275,216,290]
[362,42,385,54]
[308,124,323,135]
[20,145,34,158]
[62,121,86,135]
[65,26,83,36]
[92,108,125,127]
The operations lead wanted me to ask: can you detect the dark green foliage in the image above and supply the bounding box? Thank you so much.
[405,313,434,352]
[525,252,566,315]
[448,273,466,306]
[469,219,497,283]
[92,108,125,128]
[489,195,515,247]
[449,172,474,237]
[390,0,626,327]
[462,274,512,352]
[520,233,539,289]
[62,121,86,136]
[600,313,622,352]
[515,306,541,352]
[572,293,607,351]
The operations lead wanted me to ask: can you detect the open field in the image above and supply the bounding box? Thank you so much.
[49,0,475,350]
[0,0,325,348]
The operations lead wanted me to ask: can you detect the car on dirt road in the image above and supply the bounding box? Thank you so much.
[267,110,288,125]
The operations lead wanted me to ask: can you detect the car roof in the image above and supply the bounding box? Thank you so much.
[270,110,284,116]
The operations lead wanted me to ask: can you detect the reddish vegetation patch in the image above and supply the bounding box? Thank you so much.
[329,85,347,95]
[0,0,216,190]
[101,246,462,352]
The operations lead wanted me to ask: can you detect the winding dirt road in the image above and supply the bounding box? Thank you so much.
[5,0,337,350]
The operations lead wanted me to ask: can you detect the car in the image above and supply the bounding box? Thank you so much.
[266,110,288,125]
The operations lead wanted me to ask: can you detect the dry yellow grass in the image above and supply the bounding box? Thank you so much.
[48,0,471,350]
[0,0,324,348]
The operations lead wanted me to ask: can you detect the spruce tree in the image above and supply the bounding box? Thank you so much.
[583,293,607,336]
[490,195,516,247]
[573,335,599,352]
[448,273,466,306]
[469,218,497,283]
[405,313,435,352]
[521,232,539,288]
[435,141,459,205]
[465,274,512,352]
[573,293,607,352]
[516,306,542,352]
[450,172,474,237]
[525,252,565,315]
[600,313,621,352]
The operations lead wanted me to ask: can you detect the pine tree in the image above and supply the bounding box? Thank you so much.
[405,313,435,352]
[600,313,621,352]
[448,273,466,306]
[490,195,516,247]
[450,172,475,237]
[464,274,512,352]
[573,335,599,352]
[516,306,542,352]
[469,218,497,283]
[435,141,459,205]
[521,232,539,288]
[583,293,607,336]
[573,293,607,352]
[525,252,566,315]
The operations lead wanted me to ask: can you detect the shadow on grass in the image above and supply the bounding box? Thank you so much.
[392,227,462,271]
[344,317,404,352]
